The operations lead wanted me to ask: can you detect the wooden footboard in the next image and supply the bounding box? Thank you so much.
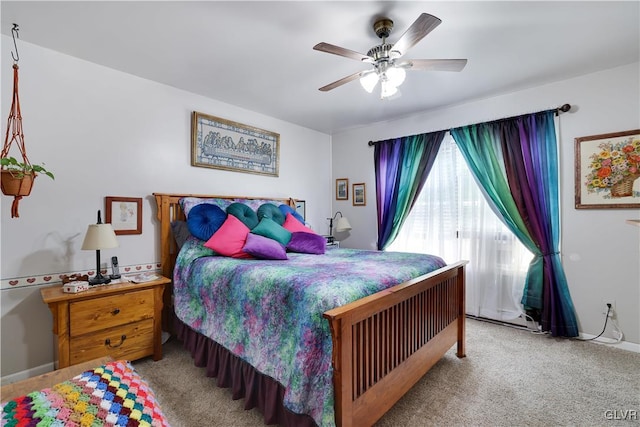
[324,260,467,427]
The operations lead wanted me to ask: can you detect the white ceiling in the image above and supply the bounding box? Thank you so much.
[1,1,639,135]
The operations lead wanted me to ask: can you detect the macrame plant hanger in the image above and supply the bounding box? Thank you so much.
[1,23,33,218]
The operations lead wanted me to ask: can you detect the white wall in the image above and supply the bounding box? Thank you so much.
[0,37,332,379]
[332,62,640,345]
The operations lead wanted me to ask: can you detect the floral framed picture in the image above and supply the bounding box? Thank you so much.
[336,178,348,200]
[575,129,640,209]
[352,183,366,206]
[105,196,142,235]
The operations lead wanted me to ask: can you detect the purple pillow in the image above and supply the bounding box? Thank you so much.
[286,232,326,255]
[243,233,288,260]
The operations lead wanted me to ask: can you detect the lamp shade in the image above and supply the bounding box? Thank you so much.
[335,216,352,232]
[380,80,398,99]
[386,67,406,87]
[359,71,379,93]
[81,223,119,250]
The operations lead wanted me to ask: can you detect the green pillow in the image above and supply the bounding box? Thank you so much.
[257,203,286,225]
[252,217,292,246]
[227,202,259,229]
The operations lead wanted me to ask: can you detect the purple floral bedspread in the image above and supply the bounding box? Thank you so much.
[174,238,446,426]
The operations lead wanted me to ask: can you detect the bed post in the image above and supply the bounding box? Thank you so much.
[326,314,353,427]
[457,263,466,358]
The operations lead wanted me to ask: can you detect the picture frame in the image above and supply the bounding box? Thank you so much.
[295,200,306,221]
[352,183,366,206]
[105,197,142,235]
[191,111,280,177]
[575,129,640,209]
[336,178,349,200]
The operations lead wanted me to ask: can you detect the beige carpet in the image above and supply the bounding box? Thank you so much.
[133,318,640,426]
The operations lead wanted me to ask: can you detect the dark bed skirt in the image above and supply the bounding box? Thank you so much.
[175,320,318,427]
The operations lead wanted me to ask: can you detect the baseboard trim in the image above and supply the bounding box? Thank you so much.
[1,361,55,386]
[468,315,640,353]
[579,333,640,353]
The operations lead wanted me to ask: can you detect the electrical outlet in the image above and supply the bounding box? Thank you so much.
[602,300,616,317]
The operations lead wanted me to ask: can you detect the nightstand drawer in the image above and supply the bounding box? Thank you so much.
[69,318,154,365]
[70,289,154,336]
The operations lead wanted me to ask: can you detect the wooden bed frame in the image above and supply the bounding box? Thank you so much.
[153,192,467,427]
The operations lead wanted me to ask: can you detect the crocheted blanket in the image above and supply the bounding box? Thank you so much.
[1,360,168,427]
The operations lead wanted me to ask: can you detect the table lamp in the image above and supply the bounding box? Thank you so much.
[328,211,352,242]
[81,210,119,285]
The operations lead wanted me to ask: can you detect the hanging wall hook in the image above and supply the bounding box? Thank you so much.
[11,23,20,63]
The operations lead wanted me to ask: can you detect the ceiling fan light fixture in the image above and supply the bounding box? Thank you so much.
[359,71,379,93]
[380,80,398,99]
[315,13,467,97]
[385,66,406,87]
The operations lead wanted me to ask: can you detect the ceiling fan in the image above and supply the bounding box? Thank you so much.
[313,13,467,99]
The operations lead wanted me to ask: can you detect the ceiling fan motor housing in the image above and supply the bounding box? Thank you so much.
[373,18,394,39]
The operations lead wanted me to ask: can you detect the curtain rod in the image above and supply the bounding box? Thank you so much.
[367,103,572,146]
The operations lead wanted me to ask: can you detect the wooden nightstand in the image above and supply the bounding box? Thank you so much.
[40,276,170,369]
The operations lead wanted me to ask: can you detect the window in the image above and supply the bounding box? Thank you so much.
[388,136,533,322]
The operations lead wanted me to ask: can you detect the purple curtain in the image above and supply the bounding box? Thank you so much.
[374,131,445,250]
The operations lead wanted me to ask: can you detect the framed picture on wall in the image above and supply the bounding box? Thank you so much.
[352,183,366,206]
[336,178,349,200]
[191,111,280,177]
[105,197,142,235]
[575,129,640,209]
[295,200,306,221]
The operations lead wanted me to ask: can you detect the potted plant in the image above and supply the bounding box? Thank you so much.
[1,156,54,196]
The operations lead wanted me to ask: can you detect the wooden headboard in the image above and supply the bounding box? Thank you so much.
[152,193,296,330]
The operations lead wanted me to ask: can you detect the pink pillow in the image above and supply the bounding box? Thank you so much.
[282,213,316,234]
[204,215,252,258]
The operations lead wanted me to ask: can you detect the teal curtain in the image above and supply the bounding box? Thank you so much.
[451,110,578,337]
[374,131,446,250]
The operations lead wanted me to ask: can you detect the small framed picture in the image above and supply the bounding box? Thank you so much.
[353,183,366,206]
[575,129,640,209]
[295,200,306,221]
[105,197,142,235]
[336,178,349,200]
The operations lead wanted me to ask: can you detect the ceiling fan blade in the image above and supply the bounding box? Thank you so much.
[399,59,468,72]
[391,13,442,58]
[313,42,372,62]
[319,71,364,92]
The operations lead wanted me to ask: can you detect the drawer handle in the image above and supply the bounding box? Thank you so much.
[105,335,126,348]
[111,308,120,315]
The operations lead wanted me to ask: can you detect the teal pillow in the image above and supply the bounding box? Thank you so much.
[257,203,286,225]
[252,217,292,246]
[227,202,259,229]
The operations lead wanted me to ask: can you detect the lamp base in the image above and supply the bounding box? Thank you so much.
[89,275,111,286]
